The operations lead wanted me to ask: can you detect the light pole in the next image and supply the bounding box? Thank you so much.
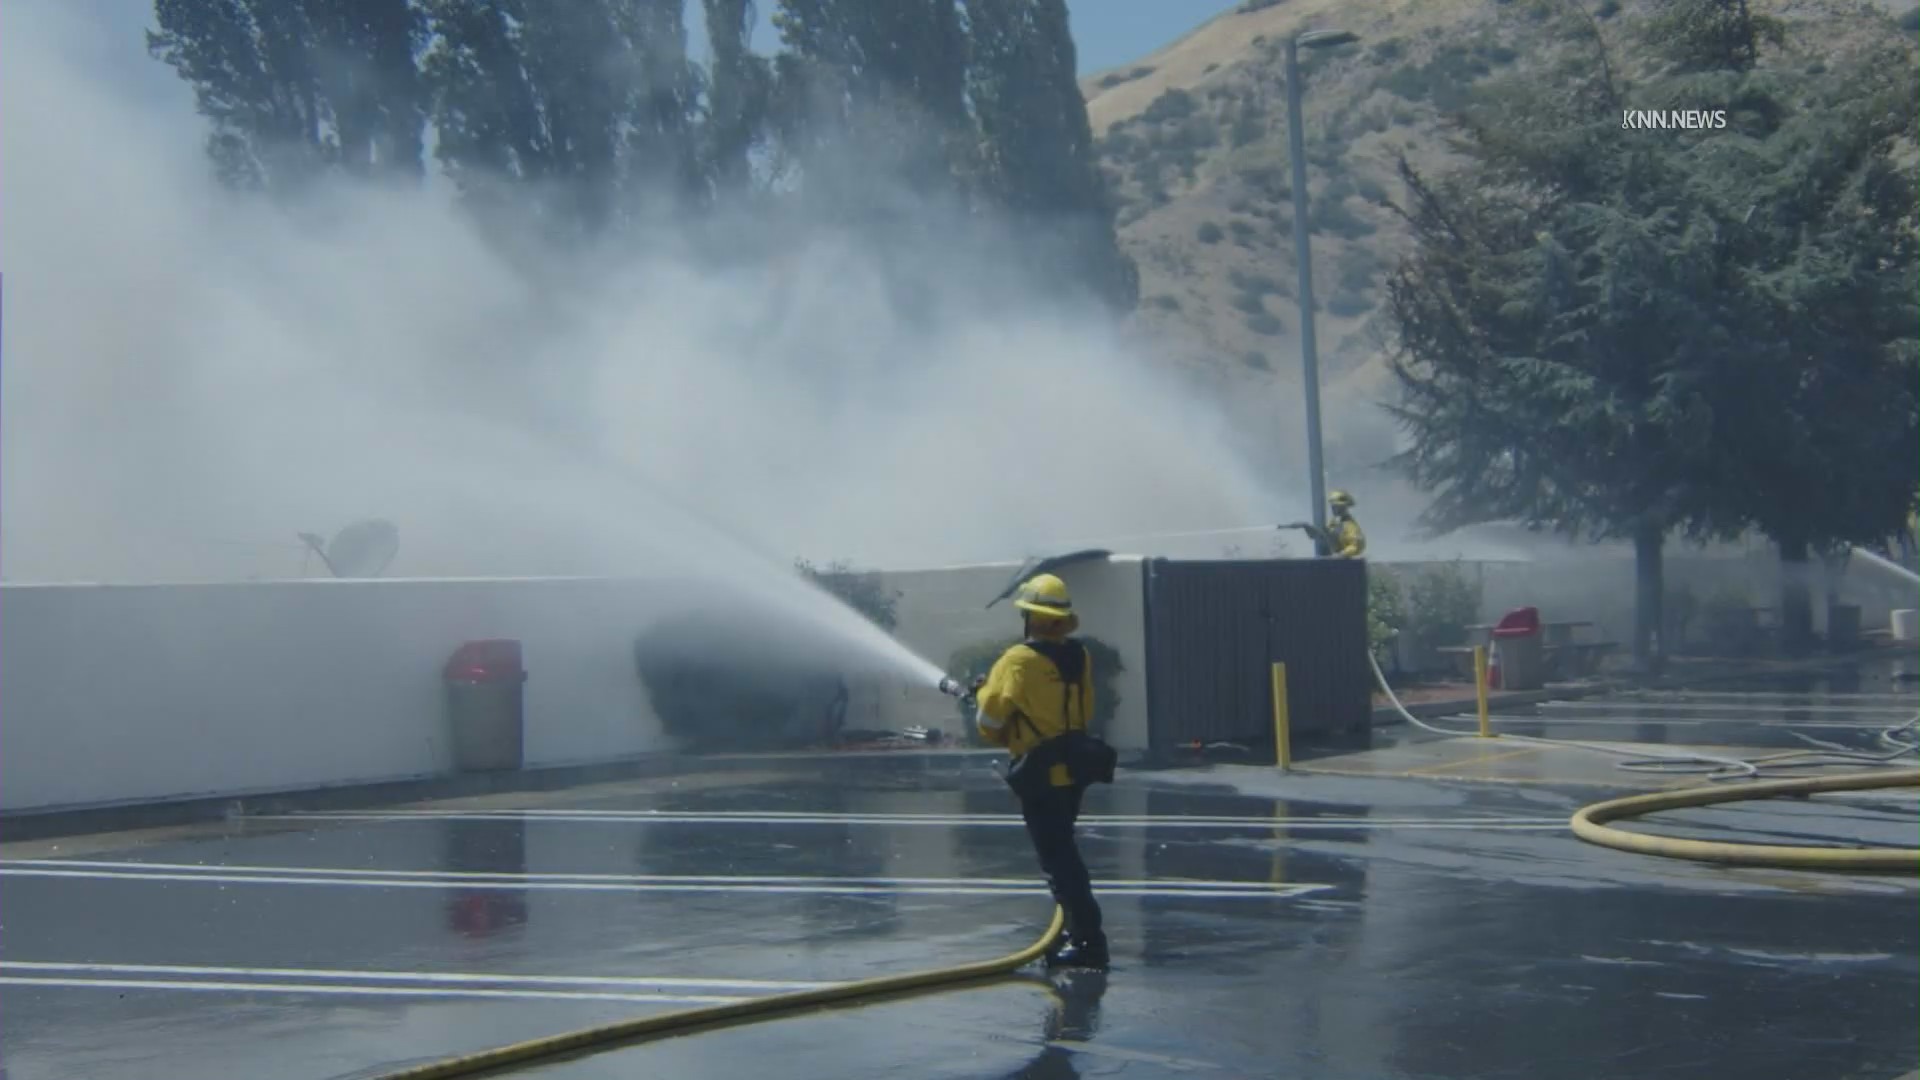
[1284,28,1358,550]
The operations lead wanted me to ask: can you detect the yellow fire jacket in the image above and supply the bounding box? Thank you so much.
[974,639,1095,789]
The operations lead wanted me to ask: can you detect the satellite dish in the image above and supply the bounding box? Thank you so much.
[298,519,400,578]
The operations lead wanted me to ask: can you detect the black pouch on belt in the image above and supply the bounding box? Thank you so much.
[1004,727,1068,800]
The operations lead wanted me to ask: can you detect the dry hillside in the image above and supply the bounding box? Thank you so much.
[1081,0,1917,470]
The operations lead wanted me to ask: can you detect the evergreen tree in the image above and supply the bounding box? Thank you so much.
[1642,0,1918,649]
[771,0,972,207]
[420,0,701,239]
[149,0,427,190]
[1386,0,1918,663]
[701,0,775,194]
[965,0,1137,311]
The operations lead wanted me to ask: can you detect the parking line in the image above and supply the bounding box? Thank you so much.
[1540,700,1917,717]
[0,859,1334,890]
[0,866,1335,899]
[253,811,1568,830]
[382,803,1551,818]
[1476,714,1907,730]
[0,975,746,1004]
[1617,691,1919,704]
[0,961,824,992]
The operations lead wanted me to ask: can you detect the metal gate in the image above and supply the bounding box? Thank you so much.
[1141,558,1370,753]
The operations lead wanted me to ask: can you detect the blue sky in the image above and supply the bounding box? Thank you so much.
[1067,1,1243,74]
[73,0,1239,108]
[734,2,1244,74]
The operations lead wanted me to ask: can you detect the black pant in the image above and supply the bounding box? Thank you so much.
[1020,783,1103,946]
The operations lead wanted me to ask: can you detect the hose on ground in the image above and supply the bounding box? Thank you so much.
[1569,769,1920,871]
[1366,653,1920,782]
[1362,655,1919,868]
[368,906,1065,1080]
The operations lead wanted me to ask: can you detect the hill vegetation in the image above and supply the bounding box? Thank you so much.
[1081,0,1916,468]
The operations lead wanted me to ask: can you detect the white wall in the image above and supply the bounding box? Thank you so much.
[0,578,676,812]
[0,561,1155,814]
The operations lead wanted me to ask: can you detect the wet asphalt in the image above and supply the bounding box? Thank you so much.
[2,685,1915,1080]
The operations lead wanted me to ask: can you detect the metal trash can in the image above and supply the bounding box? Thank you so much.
[444,640,526,772]
[1491,607,1545,692]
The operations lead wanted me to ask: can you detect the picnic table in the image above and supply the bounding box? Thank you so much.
[1464,621,1593,647]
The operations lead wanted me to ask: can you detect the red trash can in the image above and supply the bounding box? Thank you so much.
[444,640,526,771]
[1488,607,1545,692]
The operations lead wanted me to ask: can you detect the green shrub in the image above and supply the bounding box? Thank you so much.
[1231,291,1268,316]
[1167,115,1219,150]
[1337,248,1380,292]
[638,560,901,751]
[1099,65,1157,89]
[1312,197,1376,239]
[1148,294,1182,312]
[945,636,1126,740]
[1229,268,1282,295]
[1197,220,1225,244]
[1405,561,1482,648]
[1245,311,1284,336]
[1229,219,1259,244]
[1379,44,1491,112]
[1900,6,1919,33]
[1238,163,1290,199]
[1143,88,1197,123]
[1368,39,1405,63]
[1368,570,1407,666]
[1230,111,1265,148]
[796,559,900,631]
[1353,174,1388,204]
[1327,289,1371,317]
[1242,349,1271,370]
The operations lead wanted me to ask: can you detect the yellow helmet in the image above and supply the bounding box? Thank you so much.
[1012,573,1074,618]
[1329,490,1355,510]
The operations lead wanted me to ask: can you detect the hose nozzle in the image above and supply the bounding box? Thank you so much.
[937,676,966,699]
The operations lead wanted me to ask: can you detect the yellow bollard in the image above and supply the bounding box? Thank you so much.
[1271,661,1292,769]
[1473,645,1493,738]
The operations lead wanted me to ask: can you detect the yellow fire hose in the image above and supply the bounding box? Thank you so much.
[369,905,1066,1080]
[1570,768,1920,871]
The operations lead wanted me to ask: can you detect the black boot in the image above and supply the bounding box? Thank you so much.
[1046,935,1109,970]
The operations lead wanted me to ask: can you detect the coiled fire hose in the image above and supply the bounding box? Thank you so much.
[1368,652,1919,870]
